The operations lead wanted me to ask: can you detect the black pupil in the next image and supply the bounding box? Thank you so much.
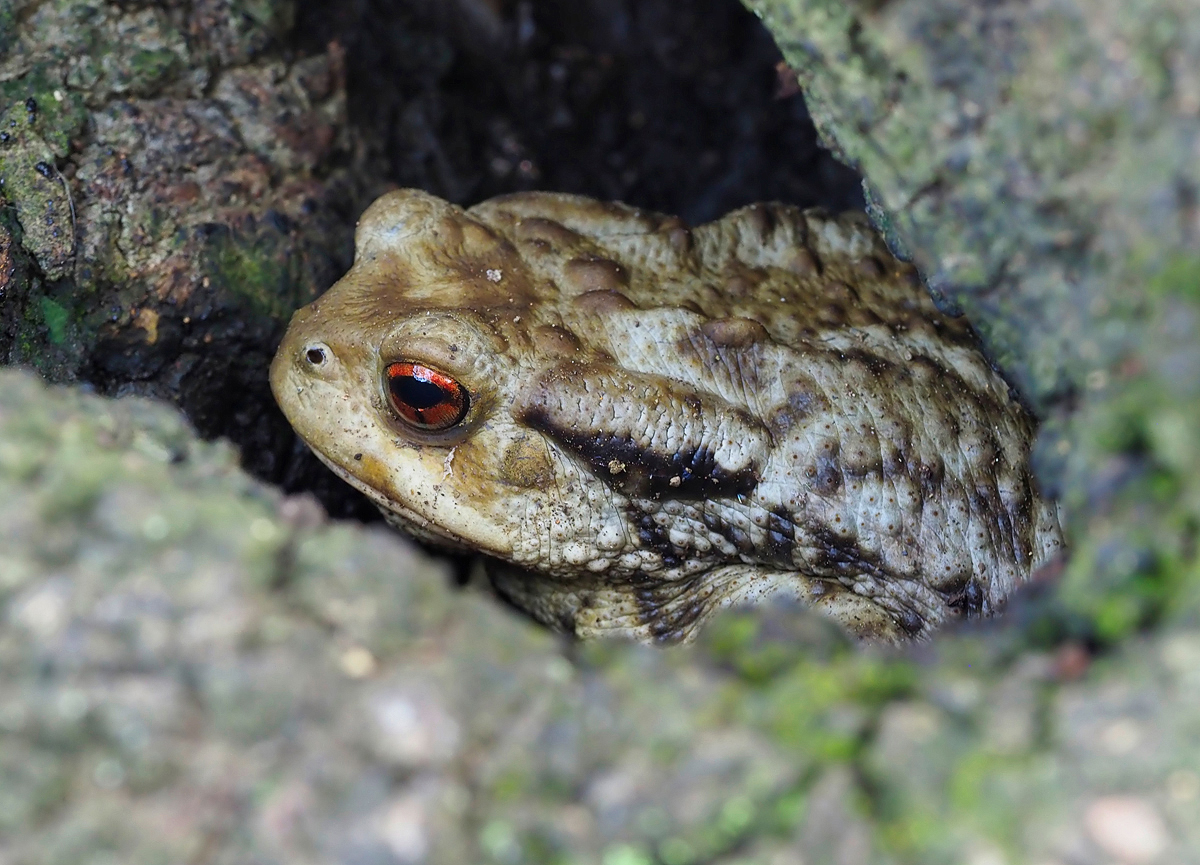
[393,374,447,409]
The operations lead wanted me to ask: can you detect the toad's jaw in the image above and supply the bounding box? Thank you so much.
[314,445,517,556]
[308,449,470,550]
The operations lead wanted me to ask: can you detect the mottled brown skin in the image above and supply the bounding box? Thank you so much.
[270,189,1062,643]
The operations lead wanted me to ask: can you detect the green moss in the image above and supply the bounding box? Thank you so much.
[480,819,521,862]
[39,296,69,345]
[657,837,698,865]
[122,48,182,96]
[702,612,811,682]
[601,844,653,865]
[1044,352,1200,642]
[0,94,77,280]
[716,795,756,836]
[210,241,284,312]
[765,787,806,833]
[5,275,100,380]
[1149,255,1200,301]
[878,810,953,864]
[1057,534,1193,643]
[487,767,534,803]
[203,228,311,320]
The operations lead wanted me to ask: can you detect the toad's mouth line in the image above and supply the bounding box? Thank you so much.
[306,446,481,553]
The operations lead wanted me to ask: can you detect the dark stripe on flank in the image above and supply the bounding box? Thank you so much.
[521,406,760,499]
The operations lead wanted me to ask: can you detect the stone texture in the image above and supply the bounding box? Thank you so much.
[4,0,1200,862]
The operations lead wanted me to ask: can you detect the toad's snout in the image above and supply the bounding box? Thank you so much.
[270,308,346,419]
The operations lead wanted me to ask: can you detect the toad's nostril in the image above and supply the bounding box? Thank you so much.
[305,346,327,366]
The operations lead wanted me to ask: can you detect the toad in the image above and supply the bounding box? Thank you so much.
[270,189,1062,642]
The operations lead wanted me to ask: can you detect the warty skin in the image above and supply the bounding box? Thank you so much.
[271,188,1063,643]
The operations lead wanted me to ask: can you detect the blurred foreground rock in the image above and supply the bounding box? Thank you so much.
[4,367,1200,862]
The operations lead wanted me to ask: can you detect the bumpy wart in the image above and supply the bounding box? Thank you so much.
[270,189,1062,643]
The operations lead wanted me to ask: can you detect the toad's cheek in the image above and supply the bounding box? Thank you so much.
[272,360,518,556]
[316,444,520,557]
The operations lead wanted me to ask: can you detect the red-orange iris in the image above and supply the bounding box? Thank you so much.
[384,362,469,431]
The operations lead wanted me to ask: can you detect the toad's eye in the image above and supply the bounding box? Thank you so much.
[384,362,469,431]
